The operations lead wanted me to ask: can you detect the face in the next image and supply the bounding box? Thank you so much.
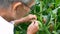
[13,3,30,19]
[11,0,35,20]
[0,0,35,21]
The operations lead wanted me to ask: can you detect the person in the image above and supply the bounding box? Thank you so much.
[0,0,39,34]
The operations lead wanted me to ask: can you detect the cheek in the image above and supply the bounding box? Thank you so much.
[16,10,27,18]
[15,6,29,19]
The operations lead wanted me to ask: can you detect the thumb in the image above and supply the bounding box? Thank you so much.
[33,21,39,29]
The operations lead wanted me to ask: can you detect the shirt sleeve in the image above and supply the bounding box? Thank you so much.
[9,21,15,25]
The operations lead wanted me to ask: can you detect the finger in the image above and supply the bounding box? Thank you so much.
[29,21,38,28]
[30,20,36,22]
[33,21,39,29]
[28,20,38,28]
[34,22,38,26]
[27,22,34,30]
[32,15,37,20]
[28,14,37,20]
[28,22,34,27]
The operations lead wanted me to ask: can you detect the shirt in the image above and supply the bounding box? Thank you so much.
[0,16,14,34]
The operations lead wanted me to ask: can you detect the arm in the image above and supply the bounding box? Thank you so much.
[14,17,25,24]
[14,14,37,25]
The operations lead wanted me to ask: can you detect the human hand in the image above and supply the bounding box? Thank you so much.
[24,14,37,22]
[27,20,39,34]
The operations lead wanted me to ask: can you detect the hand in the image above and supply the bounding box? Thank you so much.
[24,14,37,22]
[14,14,37,25]
[27,20,39,34]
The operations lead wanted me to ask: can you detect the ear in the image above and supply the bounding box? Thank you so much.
[27,0,35,7]
[13,2,22,11]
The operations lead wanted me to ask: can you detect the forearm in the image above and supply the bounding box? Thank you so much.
[14,17,26,25]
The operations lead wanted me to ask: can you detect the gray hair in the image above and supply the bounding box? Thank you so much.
[0,0,32,8]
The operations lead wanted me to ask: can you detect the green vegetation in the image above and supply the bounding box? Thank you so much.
[14,0,60,34]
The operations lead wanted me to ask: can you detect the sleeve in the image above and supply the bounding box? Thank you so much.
[9,21,15,25]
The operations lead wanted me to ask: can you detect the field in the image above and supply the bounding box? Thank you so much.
[14,0,60,34]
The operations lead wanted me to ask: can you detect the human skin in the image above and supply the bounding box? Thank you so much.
[0,0,39,34]
[27,20,39,34]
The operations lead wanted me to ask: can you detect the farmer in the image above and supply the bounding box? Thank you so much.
[0,0,39,34]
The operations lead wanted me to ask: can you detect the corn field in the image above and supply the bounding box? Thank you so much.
[14,0,60,34]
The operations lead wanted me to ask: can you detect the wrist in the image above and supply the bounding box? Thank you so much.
[27,33,35,34]
[27,31,35,34]
[27,32,33,34]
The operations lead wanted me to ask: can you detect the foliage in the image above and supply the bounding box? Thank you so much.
[14,0,60,34]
